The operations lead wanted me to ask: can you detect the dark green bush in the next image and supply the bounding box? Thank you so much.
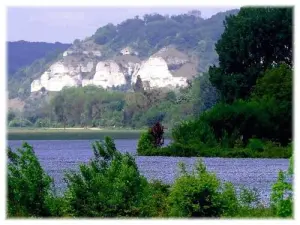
[147,180,170,217]
[168,160,242,217]
[7,143,53,217]
[247,138,264,152]
[63,137,153,217]
[137,131,155,155]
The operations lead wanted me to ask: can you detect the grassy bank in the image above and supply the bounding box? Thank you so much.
[139,144,292,158]
[137,132,292,159]
[7,128,171,140]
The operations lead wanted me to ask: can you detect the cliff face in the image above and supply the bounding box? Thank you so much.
[30,43,196,92]
[10,9,240,98]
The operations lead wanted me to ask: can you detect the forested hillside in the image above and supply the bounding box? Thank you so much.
[93,9,239,70]
[7,41,71,99]
[8,41,71,75]
[7,9,239,101]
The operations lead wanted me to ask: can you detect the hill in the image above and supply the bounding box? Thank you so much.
[7,9,239,100]
[7,41,71,99]
[8,41,71,75]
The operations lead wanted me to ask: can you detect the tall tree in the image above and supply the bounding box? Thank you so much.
[209,7,293,103]
[52,94,68,129]
[133,75,144,93]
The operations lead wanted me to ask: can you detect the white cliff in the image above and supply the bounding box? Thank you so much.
[131,57,188,89]
[31,62,88,92]
[31,46,190,92]
[82,61,127,88]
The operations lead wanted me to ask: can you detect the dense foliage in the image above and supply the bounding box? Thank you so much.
[93,9,238,67]
[8,73,217,129]
[7,143,53,217]
[209,7,292,103]
[8,41,71,75]
[63,137,152,217]
[137,7,292,157]
[7,140,293,218]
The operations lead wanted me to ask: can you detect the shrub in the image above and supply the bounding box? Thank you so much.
[137,131,155,155]
[7,143,53,217]
[168,160,240,217]
[270,155,293,218]
[8,118,33,127]
[171,119,216,147]
[147,180,170,217]
[64,137,153,217]
[247,138,264,152]
[35,118,51,128]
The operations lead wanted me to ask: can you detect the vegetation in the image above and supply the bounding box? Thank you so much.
[270,154,293,217]
[137,7,292,158]
[7,6,293,219]
[209,7,292,103]
[8,41,71,75]
[93,9,238,63]
[8,143,53,217]
[8,72,217,130]
[7,128,165,140]
[7,9,237,102]
[7,139,293,218]
[8,41,71,99]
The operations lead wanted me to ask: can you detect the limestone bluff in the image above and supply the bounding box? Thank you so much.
[31,43,197,92]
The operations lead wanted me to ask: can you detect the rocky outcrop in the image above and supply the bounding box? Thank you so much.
[83,61,127,88]
[131,57,188,89]
[30,45,193,92]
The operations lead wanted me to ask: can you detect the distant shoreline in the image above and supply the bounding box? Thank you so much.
[7,128,171,140]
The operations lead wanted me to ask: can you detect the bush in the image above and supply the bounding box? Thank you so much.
[270,155,293,218]
[137,131,155,155]
[147,180,170,217]
[247,138,264,152]
[7,139,288,218]
[35,118,51,128]
[7,143,53,217]
[171,119,216,147]
[8,118,33,127]
[63,137,153,217]
[168,160,242,217]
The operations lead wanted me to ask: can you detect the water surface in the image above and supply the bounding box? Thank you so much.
[8,139,289,204]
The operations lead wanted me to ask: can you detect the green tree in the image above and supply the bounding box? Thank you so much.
[209,7,292,103]
[133,75,144,93]
[252,63,292,145]
[7,110,16,122]
[64,137,152,217]
[7,143,53,217]
[51,94,68,129]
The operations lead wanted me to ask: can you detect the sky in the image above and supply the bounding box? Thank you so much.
[7,6,239,43]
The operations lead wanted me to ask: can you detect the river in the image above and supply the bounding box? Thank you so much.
[7,139,289,205]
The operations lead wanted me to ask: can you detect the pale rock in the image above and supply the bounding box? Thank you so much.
[131,57,187,89]
[31,62,81,92]
[88,61,127,88]
[80,62,94,73]
[92,51,102,57]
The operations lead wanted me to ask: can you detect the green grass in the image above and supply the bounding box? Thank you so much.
[7,128,171,140]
